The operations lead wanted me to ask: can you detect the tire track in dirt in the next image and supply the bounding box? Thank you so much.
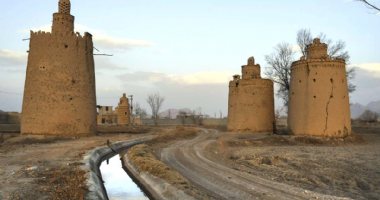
[160,129,350,200]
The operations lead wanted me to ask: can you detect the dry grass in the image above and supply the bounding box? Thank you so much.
[208,131,380,200]
[97,125,151,134]
[128,144,209,199]
[8,166,87,200]
[126,127,211,199]
[219,133,365,149]
[128,144,187,185]
[147,126,198,147]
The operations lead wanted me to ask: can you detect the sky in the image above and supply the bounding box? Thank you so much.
[0,0,379,116]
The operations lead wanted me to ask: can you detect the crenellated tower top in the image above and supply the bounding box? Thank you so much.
[241,56,261,79]
[52,0,74,34]
[306,38,328,59]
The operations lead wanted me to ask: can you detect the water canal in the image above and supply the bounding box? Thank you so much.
[100,155,149,200]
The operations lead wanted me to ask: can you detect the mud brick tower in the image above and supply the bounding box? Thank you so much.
[228,57,275,132]
[117,93,130,125]
[288,38,351,137]
[21,0,97,136]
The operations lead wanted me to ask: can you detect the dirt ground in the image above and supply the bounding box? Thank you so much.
[0,127,154,200]
[143,126,380,200]
[1,125,379,200]
[205,126,380,200]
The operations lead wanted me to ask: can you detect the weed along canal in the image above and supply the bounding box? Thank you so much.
[100,155,149,200]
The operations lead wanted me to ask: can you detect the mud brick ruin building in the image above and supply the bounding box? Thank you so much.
[288,38,351,137]
[97,106,118,125]
[228,57,275,132]
[97,94,132,126]
[21,0,97,136]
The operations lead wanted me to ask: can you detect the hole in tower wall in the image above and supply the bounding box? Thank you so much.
[64,44,68,48]
[299,80,302,83]
[313,95,317,99]
[330,78,334,83]
[313,79,316,82]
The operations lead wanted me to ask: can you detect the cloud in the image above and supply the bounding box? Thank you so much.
[0,49,27,73]
[351,63,380,77]
[95,56,127,71]
[94,71,232,115]
[117,70,233,86]
[291,44,302,54]
[350,66,380,105]
[24,24,153,51]
[171,71,233,85]
[94,36,152,51]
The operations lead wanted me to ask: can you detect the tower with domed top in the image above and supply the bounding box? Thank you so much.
[288,38,351,137]
[227,57,275,133]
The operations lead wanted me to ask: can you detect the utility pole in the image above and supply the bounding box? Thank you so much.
[129,95,133,125]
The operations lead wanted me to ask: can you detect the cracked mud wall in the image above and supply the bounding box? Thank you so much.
[288,39,351,137]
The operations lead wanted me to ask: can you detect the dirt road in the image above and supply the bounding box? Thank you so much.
[160,129,349,200]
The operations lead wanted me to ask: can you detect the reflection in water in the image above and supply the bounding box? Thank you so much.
[100,155,149,200]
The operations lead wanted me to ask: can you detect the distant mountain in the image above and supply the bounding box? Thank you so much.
[350,100,380,119]
[351,103,367,119]
[366,100,380,114]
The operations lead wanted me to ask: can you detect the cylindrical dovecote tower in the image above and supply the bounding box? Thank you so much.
[21,0,97,136]
[227,57,275,133]
[288,38,351,137]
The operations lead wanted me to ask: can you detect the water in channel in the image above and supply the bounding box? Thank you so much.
[100,155,149,200]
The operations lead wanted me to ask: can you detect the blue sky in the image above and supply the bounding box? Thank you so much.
[0,0,379,115]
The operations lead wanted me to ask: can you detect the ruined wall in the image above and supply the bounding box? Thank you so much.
[21,0,96,136]
[117,94,130,125]
[227,57,275,132]
[288,38,351,137]
[97,106,117,125]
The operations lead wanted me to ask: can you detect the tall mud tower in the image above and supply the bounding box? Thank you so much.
[288,38,351,137]
[228,57,275,132]
[21,0,97,136]
[117,94,130,125]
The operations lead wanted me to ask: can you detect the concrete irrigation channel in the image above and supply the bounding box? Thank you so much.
[84,138,152,200]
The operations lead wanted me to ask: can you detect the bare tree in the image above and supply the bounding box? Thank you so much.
[357,0,380,12]
[266,30,357,109]
[359,110,379,123]
[146,93,165,125]
[346,67,357,93]
[296,29,356,93]
[134,103,148,119]
[297,29,313,57]
[265,43,295,109]
[296,29,349,61]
